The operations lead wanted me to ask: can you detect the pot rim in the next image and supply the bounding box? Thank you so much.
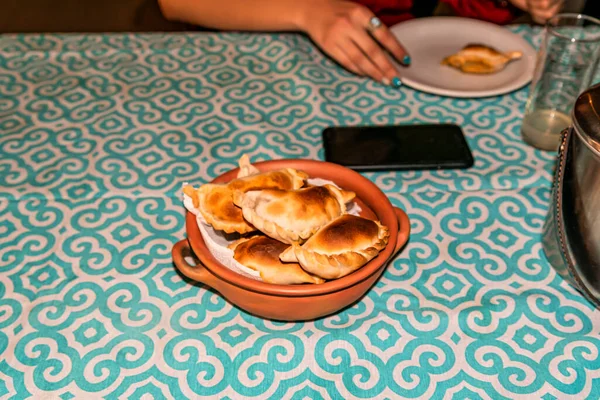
[185,159,401,297]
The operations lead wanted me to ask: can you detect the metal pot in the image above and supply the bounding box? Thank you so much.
[543,83,600,307]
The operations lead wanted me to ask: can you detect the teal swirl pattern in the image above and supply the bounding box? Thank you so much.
[1,27,600,399]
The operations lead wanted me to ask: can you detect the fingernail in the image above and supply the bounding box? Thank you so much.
[403,55,411,65]
[392,77,402,88]
[382,77,390,85]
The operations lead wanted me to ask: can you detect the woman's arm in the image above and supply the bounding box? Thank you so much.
[159,0,410,87]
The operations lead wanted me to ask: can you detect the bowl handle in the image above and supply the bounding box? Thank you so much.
[172,239,220,290]
[392,207,411,258]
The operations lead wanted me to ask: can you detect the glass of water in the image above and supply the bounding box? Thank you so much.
[521,14,600,151]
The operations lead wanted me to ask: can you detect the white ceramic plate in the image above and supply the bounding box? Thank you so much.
[389,17,537,98]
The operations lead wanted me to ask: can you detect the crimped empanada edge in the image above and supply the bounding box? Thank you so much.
[239,204,311,244]
[285,168,309,189]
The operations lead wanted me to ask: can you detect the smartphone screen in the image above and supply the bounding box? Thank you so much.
[322,124,474,171]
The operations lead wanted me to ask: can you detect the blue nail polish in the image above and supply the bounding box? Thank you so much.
[392,77,402,88]
[403,55,411,65]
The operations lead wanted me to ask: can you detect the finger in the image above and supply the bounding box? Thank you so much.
[532,2,561,23]
[348,28,399,81]
[528,0,560,11]
[327,45,363,77]
[547,1,562,15]
[342,38,387,83]
[371,25,411,65]
[347,5,410,65]
[527,0,546,6]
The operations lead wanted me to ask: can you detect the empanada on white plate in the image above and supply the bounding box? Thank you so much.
[233,185,355,244]
[229,236,324,285]
[442,44,522,74]
[279,214,389,279]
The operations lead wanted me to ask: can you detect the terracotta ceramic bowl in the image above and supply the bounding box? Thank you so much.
[172,159,410,321]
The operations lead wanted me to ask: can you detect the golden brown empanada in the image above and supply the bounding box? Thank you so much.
[184,164,307,234]
[279,214,389,279]
[187,183,256,234]
[233,154,308,191]
[229,236,324,284]
[233,185,355,244]
[442,44,522,74]
[227,168,307,193]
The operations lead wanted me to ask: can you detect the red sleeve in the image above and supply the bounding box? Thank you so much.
[355,0,415,26]
[440,0,517,25]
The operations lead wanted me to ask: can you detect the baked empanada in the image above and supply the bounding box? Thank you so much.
[442,44,522,74]
[183,162,307,234]
[185,183,256,234]
[233,154,308,191]
[279,214,389,279]
[229,236,324,285]
[228,168,307,193]
[233,185,355,244]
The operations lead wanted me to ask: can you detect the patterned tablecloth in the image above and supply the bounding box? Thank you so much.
[1,26,600,399]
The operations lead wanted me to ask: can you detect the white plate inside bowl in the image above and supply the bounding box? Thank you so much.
[389,17,537,98]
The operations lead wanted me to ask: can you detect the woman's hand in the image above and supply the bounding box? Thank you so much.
[296,1,410,86]
[509,0,564,24]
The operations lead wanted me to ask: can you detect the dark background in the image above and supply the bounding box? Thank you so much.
[1,0,190,33]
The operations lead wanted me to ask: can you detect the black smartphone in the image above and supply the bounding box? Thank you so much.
[322,124,474,171]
